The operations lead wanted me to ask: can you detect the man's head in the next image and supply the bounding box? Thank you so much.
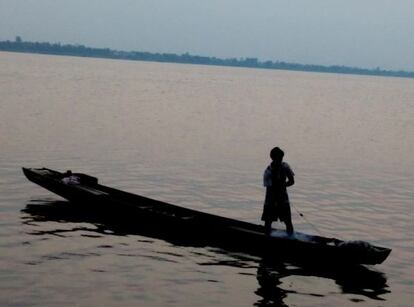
[270,147,284,162]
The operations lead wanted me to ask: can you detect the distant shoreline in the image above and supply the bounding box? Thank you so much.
[1,38,413,78]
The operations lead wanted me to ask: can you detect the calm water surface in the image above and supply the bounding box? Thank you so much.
[1,52,413,306]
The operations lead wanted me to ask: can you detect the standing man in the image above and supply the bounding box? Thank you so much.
[262,147,295,235]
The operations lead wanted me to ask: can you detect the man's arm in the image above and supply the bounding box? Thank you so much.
[286,172,295,187]
[284,163,295,187]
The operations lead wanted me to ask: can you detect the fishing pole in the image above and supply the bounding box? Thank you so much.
[291,203,324,236]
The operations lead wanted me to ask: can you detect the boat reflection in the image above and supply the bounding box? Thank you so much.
[254,256,390,306]
[21,200,390,304]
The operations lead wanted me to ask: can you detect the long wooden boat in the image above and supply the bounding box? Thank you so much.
[22,167,391,265]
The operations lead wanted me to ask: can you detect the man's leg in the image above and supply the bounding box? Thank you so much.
[285,221,294,235]
[285,205,294,235]
[264,220,272,235]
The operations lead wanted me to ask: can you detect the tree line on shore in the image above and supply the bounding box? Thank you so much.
[1,37,413,78]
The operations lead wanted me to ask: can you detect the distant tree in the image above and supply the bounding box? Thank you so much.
[244,57,258,67]
[0,38,413,78]
[263,60,273,68]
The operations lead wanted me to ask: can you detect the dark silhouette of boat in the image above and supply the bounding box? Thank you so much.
[22,167,391,266]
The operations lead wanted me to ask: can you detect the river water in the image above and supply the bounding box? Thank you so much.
[1,51,413,306]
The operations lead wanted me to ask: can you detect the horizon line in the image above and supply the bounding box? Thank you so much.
[1,37,413,78]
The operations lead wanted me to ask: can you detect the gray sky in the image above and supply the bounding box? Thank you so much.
[0,0,413,71]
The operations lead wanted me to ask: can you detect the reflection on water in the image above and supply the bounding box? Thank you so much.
[22,200,390,305]
[255,258,389,306]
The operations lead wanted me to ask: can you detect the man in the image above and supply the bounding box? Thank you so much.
[262,147,295,235]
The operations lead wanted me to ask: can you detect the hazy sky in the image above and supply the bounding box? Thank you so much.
[1,0,413,70]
